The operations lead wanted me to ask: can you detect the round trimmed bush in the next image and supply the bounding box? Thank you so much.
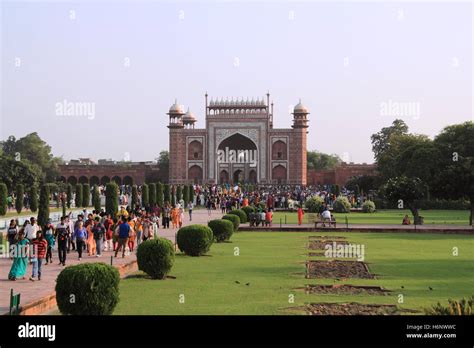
[222,214,240,231]
[137,238,175,279]
[228,208,247,223]
[177,224,214,256]
[305,195,324,213]
[333,196,351,213]
[55,263,120,315]
[241,205,255,220]
[208,219,234,242]
[362,200,376,213]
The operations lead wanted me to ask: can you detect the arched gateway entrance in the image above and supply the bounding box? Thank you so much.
[217,133,258,184]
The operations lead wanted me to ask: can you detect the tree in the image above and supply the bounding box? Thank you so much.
[105,182,119,217]
[0,154,41,192]
[15,184,24,213]
[189,185,194,204]
[157,182,164,207]
[383,176,425,224]
[61,194,67,217]
[346,175,380,194]
[171,186,176,207]
[0,183,7,216]
[164,184,170,204]
[149,183,156,207]
[371,119,409,162]
[183,185,189,205]
[29,185,38,212]
[92,185,101,212]
[82,184,90,208]
[307,150,341,170]
[433,121,474,225]
[141,183,149,208]
[176,185,182,202]
[156,150,169,181]
[66,184,73,208]
[75,184,82,209]
[37,184,51,227]
[132,185,139,208]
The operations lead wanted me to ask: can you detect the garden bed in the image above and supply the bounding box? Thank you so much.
[301,284,390,295]
[306,260,374,279]
[300,302,404,315]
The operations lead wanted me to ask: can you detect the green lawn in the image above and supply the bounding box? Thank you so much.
[272,209,471,225]
[114,231,474,315]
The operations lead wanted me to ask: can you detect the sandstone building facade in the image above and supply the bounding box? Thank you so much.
[168,93,309,185]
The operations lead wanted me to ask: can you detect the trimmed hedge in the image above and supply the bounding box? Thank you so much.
[55,263,120,315]
[15,183,24,213]
[305,196,324,213]
[228,208,247,223]
[29,185,38,213]
[241,205,255,220]
[74,184,82,209]
[362,200,376,213]
[222,214,240,231]
[208,219,234,242]
[92,185,101,212]
[177,224,214,256]
[0,183,8,216]
[137,238,175,279]
[105,182,119,217]
[333,196,351,213]
[37,184,50,227]
[82,184,90,208]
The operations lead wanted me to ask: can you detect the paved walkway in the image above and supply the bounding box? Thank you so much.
[0,209,223,315]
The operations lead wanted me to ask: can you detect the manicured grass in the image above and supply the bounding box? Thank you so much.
[272,209,471,225]
[114,231,474,315]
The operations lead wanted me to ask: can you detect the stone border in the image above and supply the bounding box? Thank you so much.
[4,259,138,316]
[239,226,474,234]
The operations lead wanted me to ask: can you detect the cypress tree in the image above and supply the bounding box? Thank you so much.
[149,183,156,207]
[157,182,164,207]
[176,185,182,202]
[183,185,189,204]
[131,185,138,208]
[66,183,73,208]
[92,185,101,212]
[0,183,8,216]
[105,182,119,218]
[37,184,50,227]
[171,186,176,207]
[82,184,90,208]
[163,184,170,204]
[61,194,67,217]
[29,186,38,213]
[142,183,149,208]
[15,183,24,214]
[189,185,194,204]
[75,184,82,209]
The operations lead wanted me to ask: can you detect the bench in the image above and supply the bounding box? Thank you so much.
[314,220,337,228]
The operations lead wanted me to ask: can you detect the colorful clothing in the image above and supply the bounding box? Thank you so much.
[8,239,29,280]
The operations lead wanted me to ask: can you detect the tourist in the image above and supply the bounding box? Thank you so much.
[187,201,193,221]
[44,223,55,265]
[115,216,130,258]
[265,209,273,227]
[206,198,213,216]
[134,216,143,247]
[24,217,39,242]
[74,221,87,260]
[86,218,96,256]
[171,205,179,229]
[104,213,114,251]
[30,230,47,281]
[127,216,136,252]
[66,214,75,252]
[321,208,331,226]
[7,219,19,247]
[179,205,184,228]
[55,217,69,266]
[142,217,152,241]
[260,210,266,226]
[297,205,304,225]
[8,231,29,281]
[92,216,106,257]
[111,217,119,251]
[402,215,411,225]
[162,203,170,229]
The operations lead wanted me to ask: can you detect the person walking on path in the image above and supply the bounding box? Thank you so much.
[91,216,106,257]
[115,216,130,258]
[7,219,19,248]
[43,221,55,265]
[8,231,29,281]
[74,221,87,260]
[24,217,39,242]
[30,230,47,281]
[187,201,193,221]
[86,219,96,256]
[55,217,69,266]
[297,206,304,226]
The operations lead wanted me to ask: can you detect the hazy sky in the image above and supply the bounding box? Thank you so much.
[1,0,472,164]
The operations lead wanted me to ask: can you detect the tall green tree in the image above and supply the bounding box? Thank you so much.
[29,185,38,212]
[371,119,409,162]
[149,183,156,207]
[141,184,149,208]
[37,184,50,227]
[0,183,7,216]
[75,184,83,208]
[189,185,194,204]
[15,184,24,213]
[307,151,341,170]
[156,151,169,181]
[66,184,73,208]
[183,185,189,204]
[433,121,474,225]
[383,176,425,224]
[82,184,90,208]
[163,184,170,204]
[0,154,41,191]
[61,194,67,217]
[92,185,101,211]
[131,185,139,207]
[171,186,176,206]
[176,185,182,202]
[105,182,119,217]
[157,182,164,206]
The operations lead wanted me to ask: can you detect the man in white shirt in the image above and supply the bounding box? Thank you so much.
[24,217,39,241]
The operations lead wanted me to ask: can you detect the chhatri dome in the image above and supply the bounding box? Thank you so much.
[182,108,197,122]
[294,99,309,113]
[169,99,184,114]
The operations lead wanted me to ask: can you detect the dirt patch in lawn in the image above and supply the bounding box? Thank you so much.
[308,239,350,250]
[309,236,347,240]
[299,303,406,315]
[308,251,325,257]
[306,260,374,279]
[301,284,390,295]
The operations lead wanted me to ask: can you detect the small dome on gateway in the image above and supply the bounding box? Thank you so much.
[294,99,309,113]
[183,108,196,122]
[169,99,184,114]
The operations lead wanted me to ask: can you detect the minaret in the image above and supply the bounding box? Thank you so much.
[167,99,185,129]
[290,99,309,185]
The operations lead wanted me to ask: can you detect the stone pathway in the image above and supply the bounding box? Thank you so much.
[0,209,222,315]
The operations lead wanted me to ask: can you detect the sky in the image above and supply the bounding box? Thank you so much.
[1,0,472,164]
